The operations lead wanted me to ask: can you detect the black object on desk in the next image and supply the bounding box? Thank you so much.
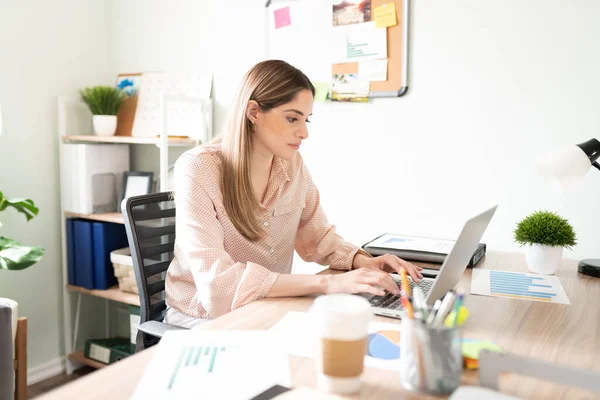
[362,233,486,268]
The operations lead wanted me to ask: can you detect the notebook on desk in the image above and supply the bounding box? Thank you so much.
[362,233,486,267]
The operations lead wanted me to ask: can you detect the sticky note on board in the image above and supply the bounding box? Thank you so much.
[274,6,291,29]
[461,339,502,360]
[374,3,397,28]
[313,82,329,102]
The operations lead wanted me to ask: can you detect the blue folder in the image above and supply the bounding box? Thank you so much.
[92,222,129,290]
[65,219,77,285]
[73,220,94,289]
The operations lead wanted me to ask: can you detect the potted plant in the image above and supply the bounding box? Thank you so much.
[0,191,44,271]
[514,210,577,275]
[80,86,125,136]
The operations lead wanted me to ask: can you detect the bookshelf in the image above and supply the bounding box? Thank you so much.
[64,211,124,224]
[58,95,206,374]
[61,135,198,146]
[66,284,140,307]
[67,350,107,370]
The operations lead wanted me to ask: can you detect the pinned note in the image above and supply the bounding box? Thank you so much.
[374,2,397,28]
[313,82,329,102]
[359,59,388,82]
[274,6,291,29]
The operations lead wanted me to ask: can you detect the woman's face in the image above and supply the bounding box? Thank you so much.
[247,89,314,161]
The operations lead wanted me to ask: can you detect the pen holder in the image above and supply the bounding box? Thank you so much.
[400,317,462,395]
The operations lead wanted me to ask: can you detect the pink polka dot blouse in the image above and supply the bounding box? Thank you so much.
[165,145,368,319]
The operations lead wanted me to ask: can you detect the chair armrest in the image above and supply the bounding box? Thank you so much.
[138,321,188,338]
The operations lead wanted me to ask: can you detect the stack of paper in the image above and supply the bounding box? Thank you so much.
[131,330,290,400]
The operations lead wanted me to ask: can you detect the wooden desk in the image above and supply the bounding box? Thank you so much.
[39,252,600,400]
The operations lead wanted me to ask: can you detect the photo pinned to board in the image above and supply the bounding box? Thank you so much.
[331,73,369,102]
[332,0,371,27]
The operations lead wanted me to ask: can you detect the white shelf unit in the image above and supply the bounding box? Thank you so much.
[57,95,208,373]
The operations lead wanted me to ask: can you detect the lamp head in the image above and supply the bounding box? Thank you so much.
[537,138,600,180]
[576,138,600,166]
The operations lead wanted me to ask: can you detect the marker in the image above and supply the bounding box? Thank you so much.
[412,287,428,321]
[452,293,464,327]
[433,291,457,327]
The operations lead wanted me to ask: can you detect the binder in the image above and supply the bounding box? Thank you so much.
[73,220,94,289]
[92,222,129,290]
[362,233,486,267]
[65,219,77,285]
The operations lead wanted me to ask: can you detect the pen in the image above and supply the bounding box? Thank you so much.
[433,291,457,327]
[426,299,442,325]
[400,267,411,298]
[452,293,464,327]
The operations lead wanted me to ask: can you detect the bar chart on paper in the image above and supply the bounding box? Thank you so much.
[470,269,570,304]
[131,331,290,400]
[168,346,233,390]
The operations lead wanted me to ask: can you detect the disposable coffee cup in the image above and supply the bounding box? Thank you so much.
[309,294,373,394]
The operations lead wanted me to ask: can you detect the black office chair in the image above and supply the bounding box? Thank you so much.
[122,192,187,352]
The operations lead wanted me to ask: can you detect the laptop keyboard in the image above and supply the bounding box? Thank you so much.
[368,279,433,309]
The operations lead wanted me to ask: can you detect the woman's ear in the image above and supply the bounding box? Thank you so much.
[246,100,260,125]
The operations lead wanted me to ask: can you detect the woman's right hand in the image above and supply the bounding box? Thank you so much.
[325,268,401,297]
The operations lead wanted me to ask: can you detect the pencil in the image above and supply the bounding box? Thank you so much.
[400,267,411,298]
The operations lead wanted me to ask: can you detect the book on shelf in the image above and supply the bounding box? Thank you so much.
[362,233,486,267]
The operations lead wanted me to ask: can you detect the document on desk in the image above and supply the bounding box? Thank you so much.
[470,269,570,305]
[270,311,402,371]
[131,330,290,400]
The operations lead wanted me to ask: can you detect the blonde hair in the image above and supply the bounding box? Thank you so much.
[217,60,315,241]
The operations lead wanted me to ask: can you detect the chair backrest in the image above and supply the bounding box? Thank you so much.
[122,192,176,327]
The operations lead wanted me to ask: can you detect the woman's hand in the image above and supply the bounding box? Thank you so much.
[326,268,401,297]
[353,253,423,283]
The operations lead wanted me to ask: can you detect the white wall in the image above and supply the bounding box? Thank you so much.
[1,0,596,378]
[0,0,113,375]
[111,0,600,265]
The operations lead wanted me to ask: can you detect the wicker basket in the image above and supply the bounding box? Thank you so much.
[110,247,138,294]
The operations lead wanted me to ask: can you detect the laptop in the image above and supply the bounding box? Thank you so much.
[361,205,497,319]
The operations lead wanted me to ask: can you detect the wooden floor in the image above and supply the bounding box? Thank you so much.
[27,367,95,398]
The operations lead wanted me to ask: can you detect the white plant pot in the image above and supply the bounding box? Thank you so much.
[526,244,563,275]
[93,115,117,136]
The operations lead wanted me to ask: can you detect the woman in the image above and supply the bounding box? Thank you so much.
[164,60,423,328]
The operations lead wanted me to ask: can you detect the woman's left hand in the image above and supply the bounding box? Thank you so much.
[353,253,424,283]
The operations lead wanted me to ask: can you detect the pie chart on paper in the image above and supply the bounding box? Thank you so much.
[367,330,400,360]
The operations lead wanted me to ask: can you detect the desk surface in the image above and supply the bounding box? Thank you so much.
[39,251,600,400]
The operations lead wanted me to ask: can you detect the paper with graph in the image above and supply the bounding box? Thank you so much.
[470,269,570,305]
[131,330,290,400]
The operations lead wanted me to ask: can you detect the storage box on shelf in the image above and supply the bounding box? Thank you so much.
[111,247,138,294]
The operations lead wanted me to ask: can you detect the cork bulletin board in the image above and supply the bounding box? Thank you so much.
[266,0,409,98]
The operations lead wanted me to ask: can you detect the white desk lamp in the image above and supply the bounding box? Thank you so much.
[537,138,600,277]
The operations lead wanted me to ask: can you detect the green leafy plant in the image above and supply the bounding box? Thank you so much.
[0,191,44,270]
[514,210,577,249]
[79,86,125,115]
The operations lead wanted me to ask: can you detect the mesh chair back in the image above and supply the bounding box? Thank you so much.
[122,192,176,334]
